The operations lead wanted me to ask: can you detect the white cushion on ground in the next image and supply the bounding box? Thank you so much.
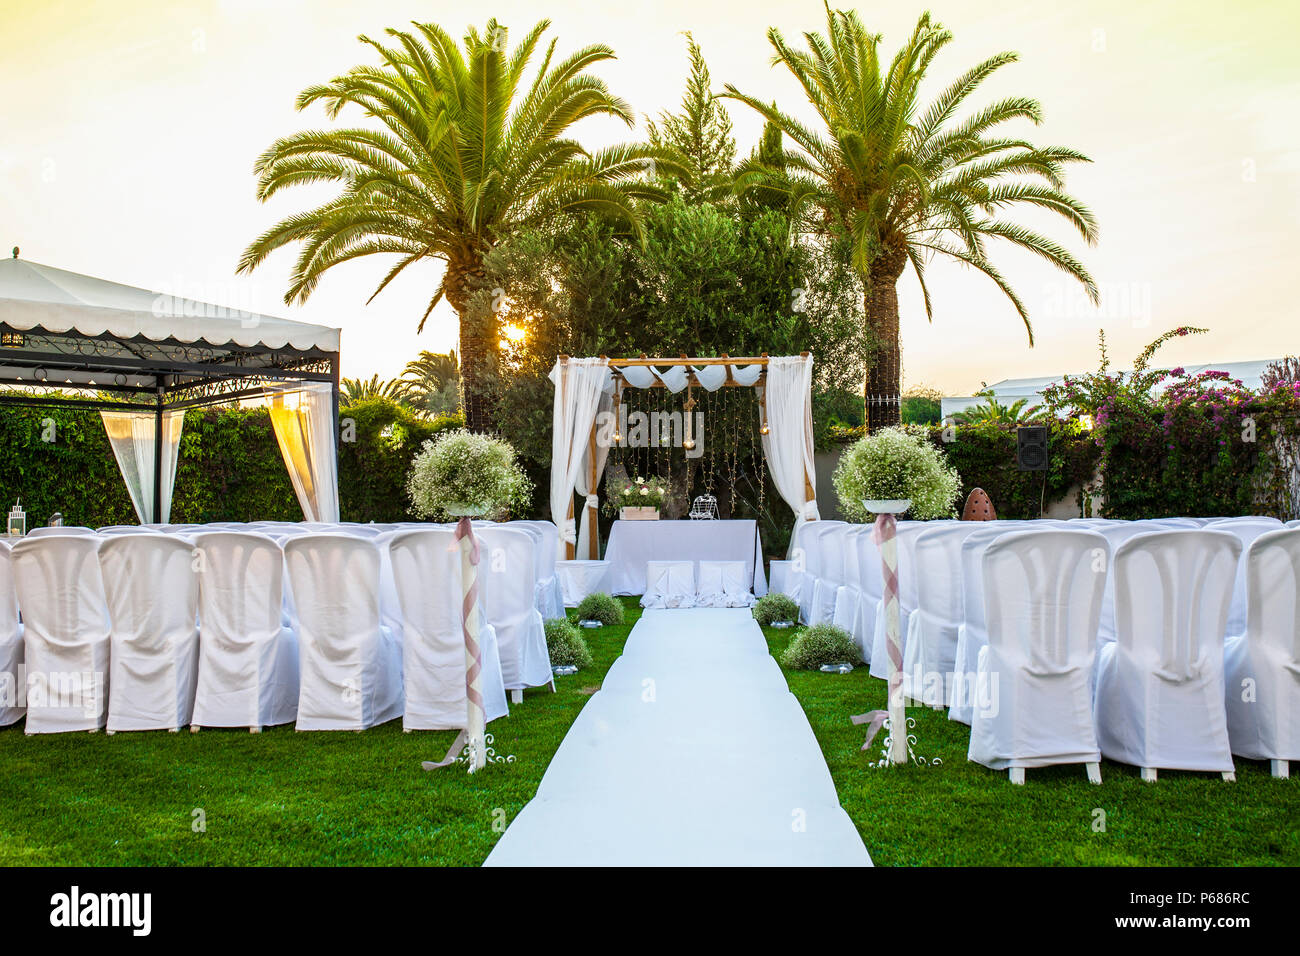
[697,560,755,608]
[641,561,696,609]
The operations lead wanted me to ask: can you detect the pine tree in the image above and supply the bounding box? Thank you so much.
[646,34,736,204]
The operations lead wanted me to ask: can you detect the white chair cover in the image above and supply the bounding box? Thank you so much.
[0,542,24,727]
[968,530,1107,772]
[26,526,97,537]
[96,525,162,535]
[191,532,300,729]
[1206,518,1287,639]
[1224,528,1300,763]
[902,522,986,706]
[11,536,110,732]
[811,523,850,626]
[283,535,403,730]
[387,529,509,730]
[473,525,555,693]
[850,528,883,663]
[948,521,1037,724]
[640,561,695,609]
[510,520,565,619]
[795,520,845,624]
[697,560,755,608]
[99,535,201,732]
[1094,530,1239,773]
[1093,521,1176,647]
[832,526,865,639]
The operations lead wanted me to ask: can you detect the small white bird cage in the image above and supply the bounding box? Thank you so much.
[689,494,719,520]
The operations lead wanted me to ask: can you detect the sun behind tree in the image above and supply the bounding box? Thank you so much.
[239,18,679,432]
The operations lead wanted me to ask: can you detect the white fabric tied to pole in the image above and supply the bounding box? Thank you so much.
[574,391,612,560]
[266,382,339,522]
[100,407,185,525]
[762,355,819,550]
[851,514,906,764]
[548,358,611,558]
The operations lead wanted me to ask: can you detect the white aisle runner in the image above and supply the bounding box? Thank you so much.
[485,608,871,866]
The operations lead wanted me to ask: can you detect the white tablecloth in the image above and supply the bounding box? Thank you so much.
[556,560,611,607]
[603,519,767,597]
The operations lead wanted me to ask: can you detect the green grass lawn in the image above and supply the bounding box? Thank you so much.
[1,598,1295,866]
[0,606,643,866]
[769,624,1300,866]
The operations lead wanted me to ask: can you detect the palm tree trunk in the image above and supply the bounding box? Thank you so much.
[444,258,497,434]
[864,253,906,432]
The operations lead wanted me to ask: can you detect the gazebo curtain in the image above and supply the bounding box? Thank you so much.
[100,408,185,524]
[575,390,613,559]
[762,355,819,545]
[548,357,611,558]
[266,382,339,523]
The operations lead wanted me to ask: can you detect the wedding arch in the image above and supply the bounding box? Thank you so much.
[548,353,819,559]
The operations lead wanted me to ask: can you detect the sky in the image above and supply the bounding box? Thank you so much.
[1,0,1297,395]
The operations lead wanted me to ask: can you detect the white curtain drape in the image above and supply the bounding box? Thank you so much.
[762,355,819,549]
[575,390,613,559]
[548,358,611,558]
[100,408,185,524]
[266,382,339,522]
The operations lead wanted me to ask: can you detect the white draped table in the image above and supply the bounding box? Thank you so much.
[603,519,767,597]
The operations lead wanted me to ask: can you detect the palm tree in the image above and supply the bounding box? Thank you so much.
[341,374,402,405]
[724,7,1098,432]
[394,349,461,417]
[239,18,677,432]
[952,392,1040,425]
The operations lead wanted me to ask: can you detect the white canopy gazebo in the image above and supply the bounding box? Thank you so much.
[549,353,819,559]
[0,252,342,523]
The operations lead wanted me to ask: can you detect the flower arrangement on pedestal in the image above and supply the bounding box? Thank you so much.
[606,473,669,520]
[406,428,532,520]
[833,426,961,520]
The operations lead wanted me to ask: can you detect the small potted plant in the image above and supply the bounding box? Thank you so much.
[608,474,668,520]
[832,426,961,521]
[406,428,533,520]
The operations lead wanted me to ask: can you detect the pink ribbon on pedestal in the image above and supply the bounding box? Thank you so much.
[851,513,902,751]
[422,516,487,772]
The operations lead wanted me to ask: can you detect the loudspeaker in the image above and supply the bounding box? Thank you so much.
[1016,426,1049,471]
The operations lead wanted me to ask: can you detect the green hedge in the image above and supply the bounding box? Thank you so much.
[0,396,462,527]
[922,420,1100,519]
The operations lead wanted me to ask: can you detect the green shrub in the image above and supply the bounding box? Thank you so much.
[544,618,593,669]
[834,426,961,521]
[753,592,799,626]
[923,419,1100,519]
[574,592,624,625]
[780,623,858,670]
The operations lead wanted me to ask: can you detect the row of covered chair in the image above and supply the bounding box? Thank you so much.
[0,520,565,735]
[786,516,1300,781]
